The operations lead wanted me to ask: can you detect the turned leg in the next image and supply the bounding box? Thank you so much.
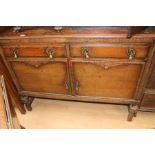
[133,112,137,117]
[127,104,138,121]
[20,96,34,111]
[20,125,25,129]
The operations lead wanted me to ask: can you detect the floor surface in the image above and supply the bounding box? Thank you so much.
[16,98,155,129]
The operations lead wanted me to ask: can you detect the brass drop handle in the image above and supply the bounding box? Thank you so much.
[75,80,79,94]
[46,48,54,59]
[12,48,19,58]
[127,48,136,60]
[81,48,90,59]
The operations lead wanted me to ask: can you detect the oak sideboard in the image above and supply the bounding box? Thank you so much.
[0,26,155,121]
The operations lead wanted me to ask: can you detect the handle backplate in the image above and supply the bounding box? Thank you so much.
[46,47,54,59]
[127,48,136,60]
[12,48,19,58]
[81,48,90,59]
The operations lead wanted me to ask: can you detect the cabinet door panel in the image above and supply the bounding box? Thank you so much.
[72,61,142,99]
[9,61,68,94]
[147,54,155,89]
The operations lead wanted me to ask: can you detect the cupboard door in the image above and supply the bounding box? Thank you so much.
[9,60,70,95]
[147,54,155,89]
[141,53,155,110]
[71,61,143,99]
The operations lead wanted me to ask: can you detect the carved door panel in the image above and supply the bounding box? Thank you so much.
[8,60,70,95]
[71,60,143,99]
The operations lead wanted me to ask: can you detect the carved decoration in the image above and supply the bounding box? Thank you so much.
[127,26,148,38]
[84,61,127,70]
[53,26,63,32]
[15,61,52,68]
[13,26,22,32]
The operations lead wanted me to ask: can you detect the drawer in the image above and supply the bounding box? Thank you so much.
[70,44,148,59]
[141,93,155,109]
[3,45,66,58]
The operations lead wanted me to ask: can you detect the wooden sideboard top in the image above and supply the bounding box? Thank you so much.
[0,26,155,40]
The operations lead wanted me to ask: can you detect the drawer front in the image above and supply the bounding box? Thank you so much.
[70,44,148,59]
[3,45,66,58]
[71,61,143,99]
[141,93,155,109]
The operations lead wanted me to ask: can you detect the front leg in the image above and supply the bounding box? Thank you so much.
[127,104,138,121]
[21,96,34,111]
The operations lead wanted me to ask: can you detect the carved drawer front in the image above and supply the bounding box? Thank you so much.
[70,44,148,59]
[141,93,155,109]
[3,45,66,58]
[71,61,143,99]
[8,60,70,95]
